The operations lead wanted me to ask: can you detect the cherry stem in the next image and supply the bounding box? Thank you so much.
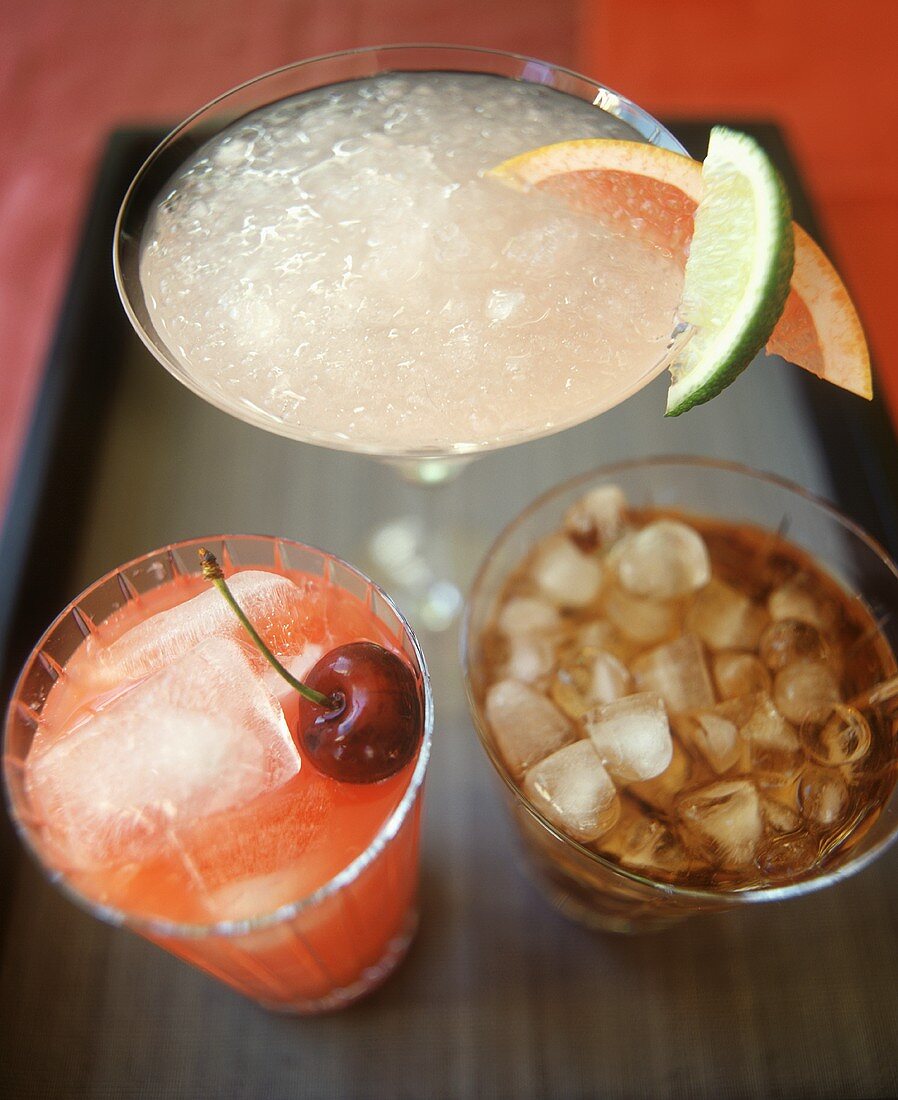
[198,547,334,709]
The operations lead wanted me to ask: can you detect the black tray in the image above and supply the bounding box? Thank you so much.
[2,123,898,1099]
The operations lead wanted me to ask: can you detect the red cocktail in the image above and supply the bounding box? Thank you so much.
[4,535,432,1012]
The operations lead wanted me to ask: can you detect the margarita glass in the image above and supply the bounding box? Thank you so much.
[463,457,898,932]
[114,45,689,629]
[4,534,433,1012]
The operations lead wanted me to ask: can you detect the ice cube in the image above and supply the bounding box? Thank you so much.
[523,740,620,843]
[713,652,771,699]
[632,634,715,714]
[761,795,801,834]
[264,645,325,706]
[757,832,820,877]
[802,705,872,766]
[486,288,525,322]
[484,679,576,778]
[205,865,312,923]
[768,575,830,631]
[589,650,633,706]
[596,797,687,875]
[497,596,561,638]
[603,585,680,645]
[563,484,627,550]
[798,766,850,827]
[773,658,842,725]
[584,692,673,782]
[27,637,299,868]
[686,578,768,651]
[530,536,602,608]
[758,619,824,672]
[741,694,801,775]
[86,570,313,689]
[677,779,763,868]
[628,734,697,811]
[176,767,335,922]
[550,648,632,718]
[616,520,710,600]
[504,636,556,684]
[573,620,618,652]
[681,705,745,774]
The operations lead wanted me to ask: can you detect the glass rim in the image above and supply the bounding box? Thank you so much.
[113,43,689,459]
[461,454,898,905]
[4,532,434,940]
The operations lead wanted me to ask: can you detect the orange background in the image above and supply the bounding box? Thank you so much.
[2,0,895,523]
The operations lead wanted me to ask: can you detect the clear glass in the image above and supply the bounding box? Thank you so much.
[113,45,689,630]
[4,535,434,1013]
[114,45,687,462]
[462,456,898,933]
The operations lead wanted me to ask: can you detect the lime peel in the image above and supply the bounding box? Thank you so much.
[665,126,794,416]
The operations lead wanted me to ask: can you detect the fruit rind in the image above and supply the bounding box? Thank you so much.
[487,138,703,201]
[490,130,871,409]
[665,126,794,416]
[767,223,872,400]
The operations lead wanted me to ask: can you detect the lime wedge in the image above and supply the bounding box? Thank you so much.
[665,126,794,416]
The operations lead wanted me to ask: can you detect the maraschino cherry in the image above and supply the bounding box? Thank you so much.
[199,549,422,783]
[299,642,423,783]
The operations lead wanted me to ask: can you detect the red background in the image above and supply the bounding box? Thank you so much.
[2,0,895,522]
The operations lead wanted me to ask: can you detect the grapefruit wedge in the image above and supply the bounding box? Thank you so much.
[767,223,872,398]
[489,136,872,406]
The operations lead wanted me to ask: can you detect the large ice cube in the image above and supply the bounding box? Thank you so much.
[677,779,763,868]
[616,520,710,600]
[632,634,715,714]
[484,679,576,778]
[85,570,314,689]
[584,692,673,782]
[686,578,768,651]
[27,637,299,868]
[184,773,334,921]
[530,536,603,609]
[523,740,620,843]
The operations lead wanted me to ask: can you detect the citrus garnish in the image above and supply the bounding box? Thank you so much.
[489,129,871,411]
[767,223,872,399]
[667,126,793,414]
[488,139,703,267]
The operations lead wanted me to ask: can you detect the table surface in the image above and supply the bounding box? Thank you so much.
[1,123,897,1099]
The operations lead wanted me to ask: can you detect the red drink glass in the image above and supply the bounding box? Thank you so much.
[3,534,433,1013]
